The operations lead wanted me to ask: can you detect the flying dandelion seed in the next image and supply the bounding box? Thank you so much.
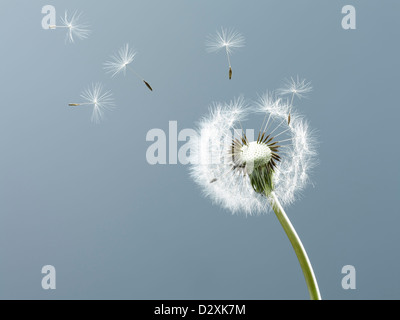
[49,10,90,43]
[277,76,312,126]
[68,83,115,123]
[278,76,313,104]
[189,88,320,300]
[103,43,153,91]
[206,27,245,80]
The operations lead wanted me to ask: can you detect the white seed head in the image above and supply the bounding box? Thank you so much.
[189,90,317,216]
[241,142,272,170]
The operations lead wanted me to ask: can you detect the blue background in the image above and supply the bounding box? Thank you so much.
[0,0,399,299]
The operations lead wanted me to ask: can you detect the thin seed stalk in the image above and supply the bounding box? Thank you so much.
[269,191,321,300]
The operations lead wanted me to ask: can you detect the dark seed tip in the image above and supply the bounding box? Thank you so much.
[143,80,153,91]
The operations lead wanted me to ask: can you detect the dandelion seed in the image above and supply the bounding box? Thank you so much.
[189,87,320,300]
[206,27,245,80]
[49,10,90,43]
[103,43,153,91]
[68,83,115,123]
[278,76,313,103]
[277,76,312,127]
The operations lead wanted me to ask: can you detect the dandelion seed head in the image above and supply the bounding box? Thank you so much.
[103,43,136,77]
[206,27,245,55]
[189,91,317,216]
[61,10,90,43]
[277,76,313,99]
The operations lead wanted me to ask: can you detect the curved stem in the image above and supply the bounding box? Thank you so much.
[270,191,321,300]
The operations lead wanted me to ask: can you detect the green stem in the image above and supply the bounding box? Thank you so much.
[270,191,321,300]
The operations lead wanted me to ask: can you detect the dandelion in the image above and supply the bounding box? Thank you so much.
[206,27,245,80]
[103,43,153,91]
[49,10,90,43]
[68,83,115,123]
[189,88,320,300]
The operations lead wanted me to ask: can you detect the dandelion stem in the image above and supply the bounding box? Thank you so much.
[68,102,91,106]
[50,25,69,29]
[269,191,321,300]
[290,93,295,108]
[127,65,143,81]
[225,46,231,68]
[225,47,233,79]
[127,65,153,91]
